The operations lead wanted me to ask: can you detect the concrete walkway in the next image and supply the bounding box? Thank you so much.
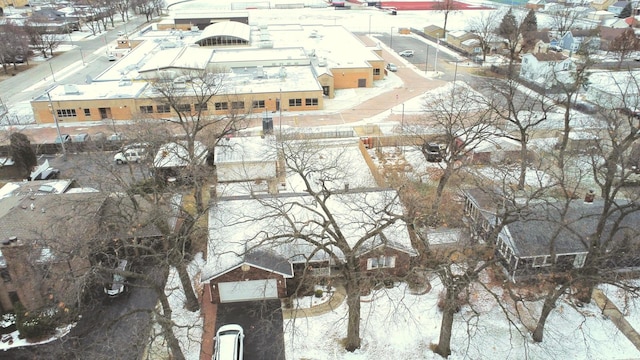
[592,288,640,351]
[282,284,347,319]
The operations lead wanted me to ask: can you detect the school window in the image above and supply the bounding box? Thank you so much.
[139,105,153,113]
[215,102,228,110]
[83,109,91,117]
[373,68,380,75]
[305,98,318,106]
[195,103,208,111]
[366,255,396,270]
[176,104,191,112]
[157,104,170,113]
[231,101,245,110]
[252,100,265,109]
[289,98,302,107]
[56,109,76,118]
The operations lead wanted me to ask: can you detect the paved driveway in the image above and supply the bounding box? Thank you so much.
[214,300,284,360]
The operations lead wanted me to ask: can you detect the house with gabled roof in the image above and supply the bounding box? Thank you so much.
[519,52,575,88]
[201,189,417,303]
[463,189,640,282]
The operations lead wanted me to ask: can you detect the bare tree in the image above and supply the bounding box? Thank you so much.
[435,0,461,39]
[146,68,249,214]
[608,28,640,68]
[548,6,581,38]
[481,78,551,189]
[0,22,29,73]
[218,139,411,352]
[467,11,500,61]
[414,82,497,219]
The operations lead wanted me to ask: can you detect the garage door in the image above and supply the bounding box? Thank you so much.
[218,279,279,303]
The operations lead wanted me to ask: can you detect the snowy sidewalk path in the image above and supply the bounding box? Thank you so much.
[593,288,640,351]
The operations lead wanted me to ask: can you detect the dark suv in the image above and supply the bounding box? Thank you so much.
[424,143,444,162]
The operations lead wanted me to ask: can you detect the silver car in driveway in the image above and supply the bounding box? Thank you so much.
[214,324,244,360]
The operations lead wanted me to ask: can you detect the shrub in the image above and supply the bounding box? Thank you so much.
[314,289,323,298]
[14,303,62,340]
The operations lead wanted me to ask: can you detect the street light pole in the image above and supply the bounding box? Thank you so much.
[45,88,67,161]
[425,46,429,74]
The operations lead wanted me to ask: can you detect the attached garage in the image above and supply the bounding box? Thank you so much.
[218,279,279,303]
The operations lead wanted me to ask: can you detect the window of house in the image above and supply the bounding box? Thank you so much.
[139,105,153,113]
[176,104,191,112]
[231,101,245,110]
[252,100,265,109]
[305,98,318,106]
[215,102,228,110]
[373,68,380,76]
[56,109,77,118]
[532,256,550,267]
[289,99,302,107]
[367,255,396,270]
[157,104,170,113]
[83,109,91,117]
[195,102,208,111]
[0,268,11,283]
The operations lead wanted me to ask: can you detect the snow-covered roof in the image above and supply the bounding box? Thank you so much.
[214,136,278,182]
[202,189,416,282]
[153,141,209,168]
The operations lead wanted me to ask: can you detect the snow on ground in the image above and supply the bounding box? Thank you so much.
[148,253,205,360]
[0,322,74,352]
[600,281,640,330]
[285,277,639,360]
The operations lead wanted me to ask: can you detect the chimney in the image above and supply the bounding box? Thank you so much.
[584,190,595,203]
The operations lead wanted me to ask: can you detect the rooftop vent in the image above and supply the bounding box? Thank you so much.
[63,84,81,95]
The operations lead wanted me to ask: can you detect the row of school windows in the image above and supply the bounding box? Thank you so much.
[139,98,319,114]
[54,98,320,119]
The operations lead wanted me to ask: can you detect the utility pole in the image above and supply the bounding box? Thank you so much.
[45,87,67,161]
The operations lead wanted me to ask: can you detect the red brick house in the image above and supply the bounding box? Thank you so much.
[202,189,417,304]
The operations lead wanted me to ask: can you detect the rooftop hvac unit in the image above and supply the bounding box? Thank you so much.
[63,84,81,95]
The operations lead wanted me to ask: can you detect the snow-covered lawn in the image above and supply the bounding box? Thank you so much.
[600,282,640,330]
[284,277,638,360]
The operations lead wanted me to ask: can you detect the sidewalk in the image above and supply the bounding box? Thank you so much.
[592,288,640,351]
[282,284,347,319]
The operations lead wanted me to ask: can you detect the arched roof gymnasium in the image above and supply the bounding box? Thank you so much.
[195,22,251,47]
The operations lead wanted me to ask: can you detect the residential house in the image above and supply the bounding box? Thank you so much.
[213,136,277,186]
[153,140,210,182]
[201,189,417,303]
[0,193,105,312]
[423,25,445,40]
[519,52,575,89]
[558,29,600,53]
[0,190,174,313]
[463,189,640,281]
[591,0,618,11]
[445,30,475,49]
[608,1,630,16]
[599,26,629,50]
[525,0,546,10]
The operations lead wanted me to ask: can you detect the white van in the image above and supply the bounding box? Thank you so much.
[114,147,147,164]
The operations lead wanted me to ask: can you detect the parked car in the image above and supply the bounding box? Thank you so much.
[399,50,414,57]
[104,259,129,297]
[108,53,116,61]
[117,30,125,36]
[114,147,147,164]
[424,143,445,162]
[55,134,71,144]
[386,63,398,72]
[214,324,244,360]
[73,133,90,142]
[549,45,563,52]
[108,133,126,142]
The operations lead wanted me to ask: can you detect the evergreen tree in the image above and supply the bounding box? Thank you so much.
[498,8,517,39]
[522,9,538,33]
